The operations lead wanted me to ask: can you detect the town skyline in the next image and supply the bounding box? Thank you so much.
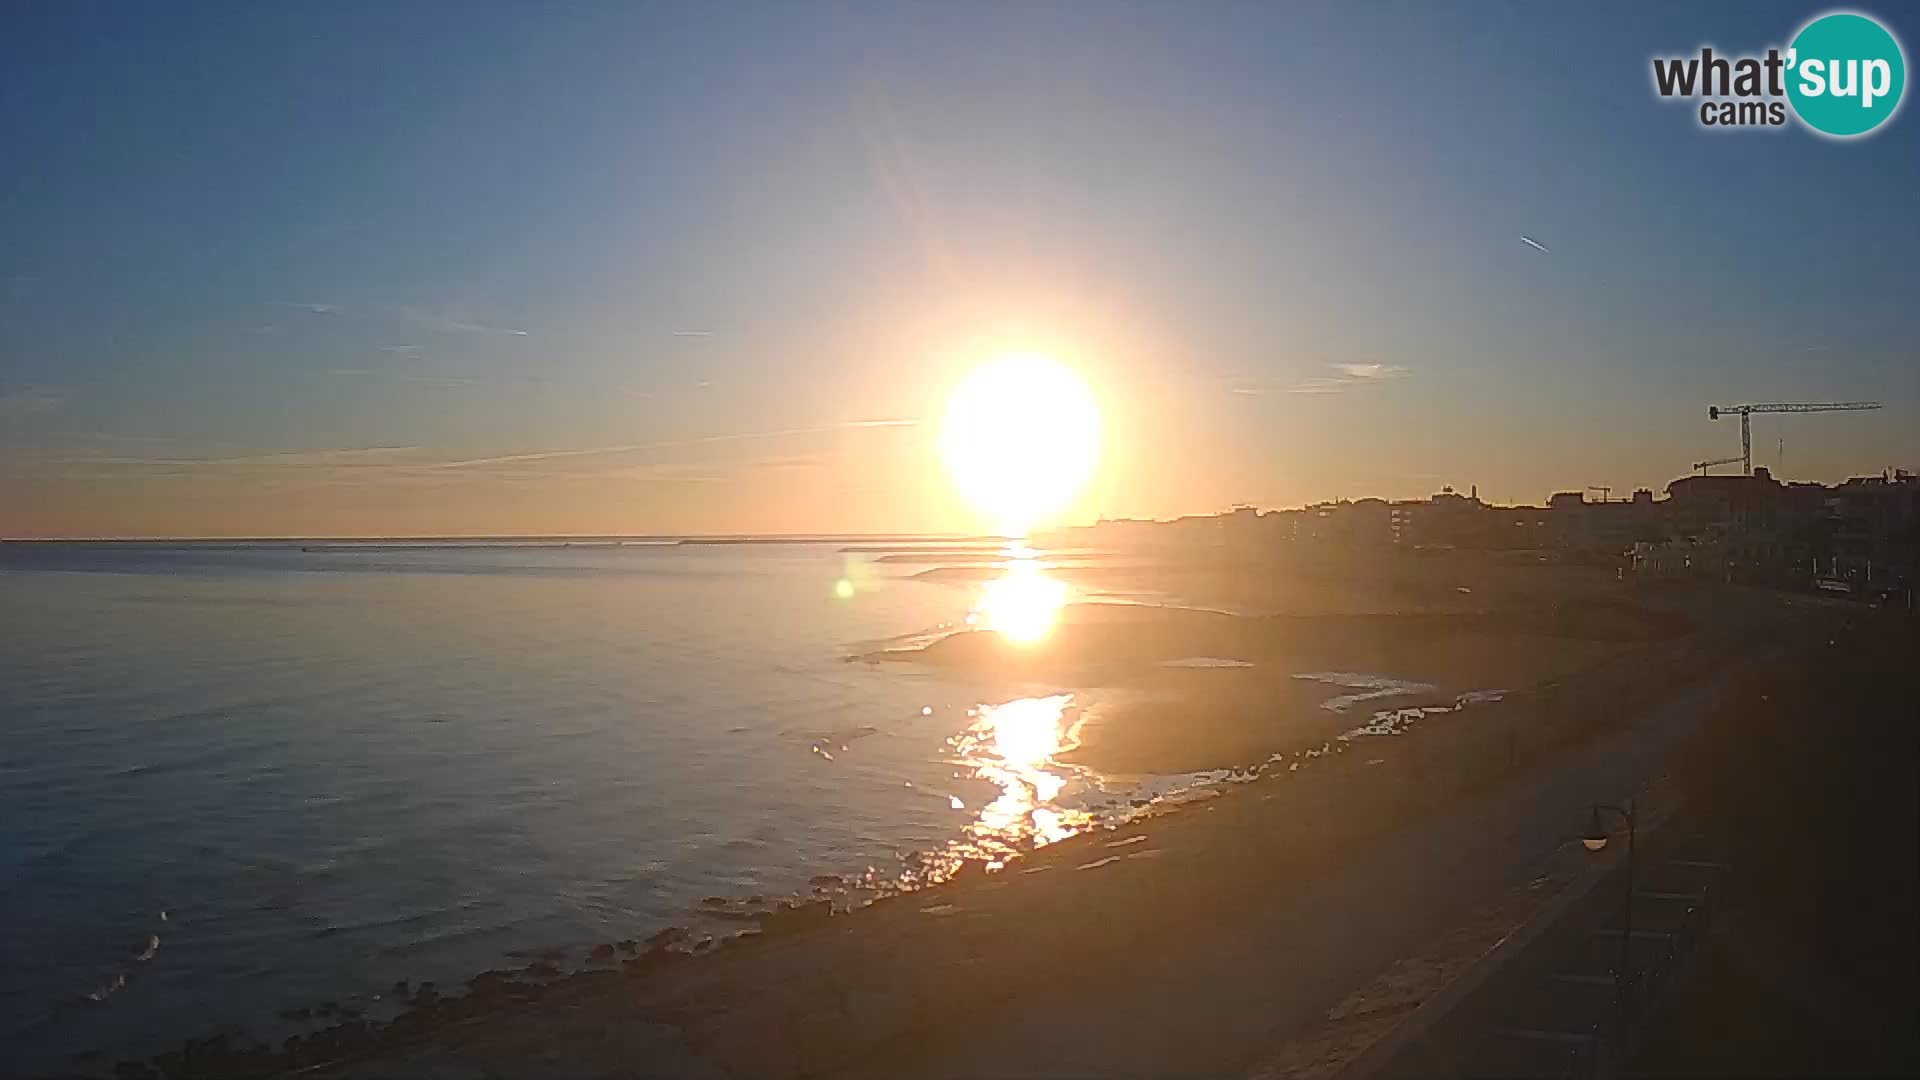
[9,461,1912,543]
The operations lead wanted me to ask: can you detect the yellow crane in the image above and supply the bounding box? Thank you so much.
[1707,401,1882,475]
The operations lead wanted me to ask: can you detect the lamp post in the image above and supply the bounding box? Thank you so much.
[1581,801,1636,1035]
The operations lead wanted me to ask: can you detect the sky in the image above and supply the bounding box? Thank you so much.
[2,1,1917,538]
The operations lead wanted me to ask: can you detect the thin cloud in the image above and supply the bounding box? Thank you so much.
[1332,363,1409,380]
[742,453,827,470]
[430,443,655,469]
[671,330,714,337]
[54,446,420,468]
[286,302,344,314]
[399,307,529,337]
[1289,363,1412,395]
[1202,370,1281,396]
[1288,378,1349,395]
[597,455,824,485]
[444,319,529,337]
[1520,236,1551,254]
[378,344,422,354]
[677,418,916,442]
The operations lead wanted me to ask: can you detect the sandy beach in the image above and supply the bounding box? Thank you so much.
[74,560,1841,1080]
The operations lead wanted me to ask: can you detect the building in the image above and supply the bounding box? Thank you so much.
[1660,467,1825,582]
[1822,470,1919,589]
[1042,464,1914,599]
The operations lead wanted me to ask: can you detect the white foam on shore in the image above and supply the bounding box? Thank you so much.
[1454,689,1509,706]
[1292,671,1438,712]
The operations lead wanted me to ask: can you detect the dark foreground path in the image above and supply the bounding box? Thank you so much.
[1629,613,1919,1079]
[856,647,1752,1080]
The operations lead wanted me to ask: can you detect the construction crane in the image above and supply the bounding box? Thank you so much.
[1586,485,1611,502]
[1691,455,1744,475]
[1707,401,1882,475]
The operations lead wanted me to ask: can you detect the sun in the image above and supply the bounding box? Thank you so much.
[941,354,1100,536]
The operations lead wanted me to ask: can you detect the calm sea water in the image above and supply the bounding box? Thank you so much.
[0,541,1155,1071]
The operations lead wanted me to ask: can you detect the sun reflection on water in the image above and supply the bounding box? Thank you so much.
[970,553,1069,644]
[946,694,1092,870]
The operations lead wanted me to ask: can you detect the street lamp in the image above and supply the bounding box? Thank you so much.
[1581,801,1637,1033]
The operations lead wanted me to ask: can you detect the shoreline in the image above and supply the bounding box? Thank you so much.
[56,573,1781,1079]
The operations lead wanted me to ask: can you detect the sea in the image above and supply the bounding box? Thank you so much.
[0,540,1209,1072]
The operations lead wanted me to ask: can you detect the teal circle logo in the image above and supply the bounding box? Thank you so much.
[1786,12,1906,137]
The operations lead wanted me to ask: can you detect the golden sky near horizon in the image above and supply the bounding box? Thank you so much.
[4,6,1916,538]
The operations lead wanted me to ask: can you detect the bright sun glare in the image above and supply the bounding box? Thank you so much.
[941,354,1100,537]
[973,557,1069,643]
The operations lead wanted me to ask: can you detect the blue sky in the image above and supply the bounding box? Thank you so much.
[2,2,1916,536]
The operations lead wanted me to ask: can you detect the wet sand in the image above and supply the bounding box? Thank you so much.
[882,590,1677,776]
[85,575,1816,1080]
